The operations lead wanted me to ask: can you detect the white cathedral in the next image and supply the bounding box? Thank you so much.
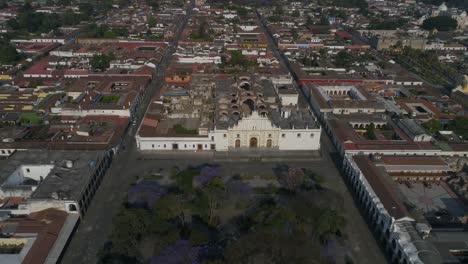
[136,74,322,152]
[428,2,468,30]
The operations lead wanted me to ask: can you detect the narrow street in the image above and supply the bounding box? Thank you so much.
[59,2,194,264]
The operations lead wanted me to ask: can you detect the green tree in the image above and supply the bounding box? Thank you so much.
[148,16,157,28]
[291,28,299,41]
[306,16,313,27]
[365,123,377,140]
[146,0,160,11]
[153,193,188,226]
[9,3,62,33]
[190,20,210,40]
[335,50,353,68]
[194,178,226,226]
[82,23,127,38]
[174,167,197,192]
[62,9,85,26]
[57,0,72,6]
[0,42,20,65]
[315,209,346,240]
[422,119,441,134]
[229,50,251,68]
[422,16,458,31]
[253,204,296,231]
[368,18,408,30]
[90,53,114,72]
[237,7,248,19]
[332,0,368,9]
[108,208,150,260]
[315,209,346,239]
[449,116,468,139]
[79,3,94,18]
[267,15,281,22]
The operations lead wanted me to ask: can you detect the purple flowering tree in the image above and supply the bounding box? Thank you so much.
[150,240,200,264]
[277,167,305,191]
[193,166,221,188]
[127,183,167,208]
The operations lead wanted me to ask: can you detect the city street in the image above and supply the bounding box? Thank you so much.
[59,2,194,264]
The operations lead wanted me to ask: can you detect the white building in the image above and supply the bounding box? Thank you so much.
[175,55,222,64]
[137,111,321,151]
[343,154,443,264]
[0,150,113,218]
[136,74,321,152]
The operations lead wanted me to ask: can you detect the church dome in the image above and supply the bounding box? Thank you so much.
[438,2,448,12]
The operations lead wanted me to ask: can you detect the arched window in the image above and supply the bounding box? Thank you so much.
[68,204,77,212]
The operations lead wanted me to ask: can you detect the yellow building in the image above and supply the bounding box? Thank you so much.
[453,75,468,94]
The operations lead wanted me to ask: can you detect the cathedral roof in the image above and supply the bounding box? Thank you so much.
[438,2,448,12]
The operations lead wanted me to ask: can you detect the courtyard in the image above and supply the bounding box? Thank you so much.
[398,182,466,219]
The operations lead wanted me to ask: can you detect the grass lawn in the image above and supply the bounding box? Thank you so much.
[173,124,198,135]
[99,95,120,104]
[20,113,41,125]
[142,174,164,180]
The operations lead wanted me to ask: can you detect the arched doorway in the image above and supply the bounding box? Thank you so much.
[235,139,241,148]
[266,139,272,148]
[249,137,258,148]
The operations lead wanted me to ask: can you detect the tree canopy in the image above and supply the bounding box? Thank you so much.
[7,2,89,35]
[422,16,458,31]
[332,0,368,8]
[9,10,61,33]
[0,41,20,65]
[449,116,468,139]
[334,50,353,68]
[189,20,212,40]
[90,53,115,72]
[145,0,160,11]
[368,18,408,30]
[422,119,442,134]
[100,165,348,264]
[81,23,129,38]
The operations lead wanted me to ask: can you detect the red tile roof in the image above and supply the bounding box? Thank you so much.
[22,209,68,264]
[353,155,409,220]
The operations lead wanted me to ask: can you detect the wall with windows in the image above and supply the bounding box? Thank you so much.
[342,154,439,264]
[277,128,321,150]
[0,149,15,158]
[136,136,215,151]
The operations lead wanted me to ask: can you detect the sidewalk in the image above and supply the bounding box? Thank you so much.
[137,149,321,161]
